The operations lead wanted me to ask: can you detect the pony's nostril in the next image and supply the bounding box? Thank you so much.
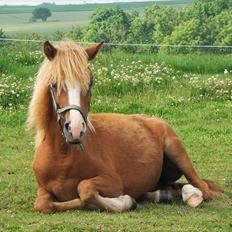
[82,122,86,130]
[80,131,84,138]
[65,122,71,132]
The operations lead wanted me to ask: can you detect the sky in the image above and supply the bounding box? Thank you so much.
[0,0,162,5]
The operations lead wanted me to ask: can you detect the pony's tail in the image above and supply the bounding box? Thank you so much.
[203,179,224,196]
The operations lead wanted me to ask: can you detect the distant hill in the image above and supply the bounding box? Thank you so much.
[0,0,194,14]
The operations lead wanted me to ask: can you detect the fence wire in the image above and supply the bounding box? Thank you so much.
[0,37,232,48]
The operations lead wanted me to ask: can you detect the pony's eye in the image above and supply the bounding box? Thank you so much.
[52,84,58,92]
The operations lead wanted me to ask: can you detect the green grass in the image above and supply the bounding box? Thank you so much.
[102,50,232,74]
[0,46,231,231]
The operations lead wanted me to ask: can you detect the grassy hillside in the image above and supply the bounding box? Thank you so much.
[0,11,91,36]
[0,0,194,36]
[0,1,194,14]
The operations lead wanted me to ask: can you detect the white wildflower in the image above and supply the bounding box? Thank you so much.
[224,69,229,74]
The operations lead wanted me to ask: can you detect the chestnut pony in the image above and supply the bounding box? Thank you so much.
[28,40,222,213]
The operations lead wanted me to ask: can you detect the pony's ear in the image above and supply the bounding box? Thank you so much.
[44,41,57,61]
[85,40,104,61]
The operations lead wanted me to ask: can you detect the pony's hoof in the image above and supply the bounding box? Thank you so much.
[182,184,203,208]
[186,194,203,208]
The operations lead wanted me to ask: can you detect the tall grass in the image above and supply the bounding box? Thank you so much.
[104,50,232,74]
[156,53,232,74]
[1,47,232,111]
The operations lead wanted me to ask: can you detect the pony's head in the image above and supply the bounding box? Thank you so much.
[28,40,103,145]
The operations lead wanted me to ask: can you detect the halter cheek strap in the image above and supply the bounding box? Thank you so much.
[49,85,87,152]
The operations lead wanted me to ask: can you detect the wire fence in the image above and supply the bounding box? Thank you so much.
[0,37,232,48]
[1,37,232,55]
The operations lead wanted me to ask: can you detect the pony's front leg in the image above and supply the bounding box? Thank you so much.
[77,176,137,213]
[35,188,84,213]
[35,188,56,213]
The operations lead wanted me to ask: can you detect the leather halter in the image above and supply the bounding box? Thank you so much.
[49,85,87,152]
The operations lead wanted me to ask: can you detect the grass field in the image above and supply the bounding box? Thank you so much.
[0,0,194,36]
[0,44,231,231]
[0,11,92,36]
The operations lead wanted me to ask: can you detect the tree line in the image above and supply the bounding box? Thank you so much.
[61,0,232,53]
[1,0,232,53]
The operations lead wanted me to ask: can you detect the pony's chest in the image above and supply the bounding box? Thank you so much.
[33,156,80,201]
[47,178,79,201]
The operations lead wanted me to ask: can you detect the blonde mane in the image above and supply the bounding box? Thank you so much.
[27,40,90,145]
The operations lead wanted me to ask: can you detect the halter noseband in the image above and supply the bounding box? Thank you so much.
[50,84,87,152]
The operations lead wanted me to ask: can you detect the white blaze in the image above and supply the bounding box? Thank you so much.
[67,82,86,139]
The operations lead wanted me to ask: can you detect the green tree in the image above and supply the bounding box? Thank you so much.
[64,1,232,53]
[84,7,131,42]
[127,18,153,44]
[216,21,232,45]
[215,10,232,46]
[197,9,232,45]
[162,19,202,53]
[52,30,65,41]
[32,7,52,22]
[66,25,84,41]
[144,6,181,44]
[130,10,139,20]
[193,0,232,20]
[125,17,154,52]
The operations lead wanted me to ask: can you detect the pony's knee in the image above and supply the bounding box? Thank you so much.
[78,180,96,203]
[34,198,55,214]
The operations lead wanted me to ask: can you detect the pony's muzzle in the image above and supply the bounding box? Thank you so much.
[63,121,86,144]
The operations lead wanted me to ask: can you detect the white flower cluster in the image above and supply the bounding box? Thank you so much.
[1,53,232,111]
[190,74,232,100]
[15,50,42,66]
[0,73,34,111]
[91,60,180,93]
